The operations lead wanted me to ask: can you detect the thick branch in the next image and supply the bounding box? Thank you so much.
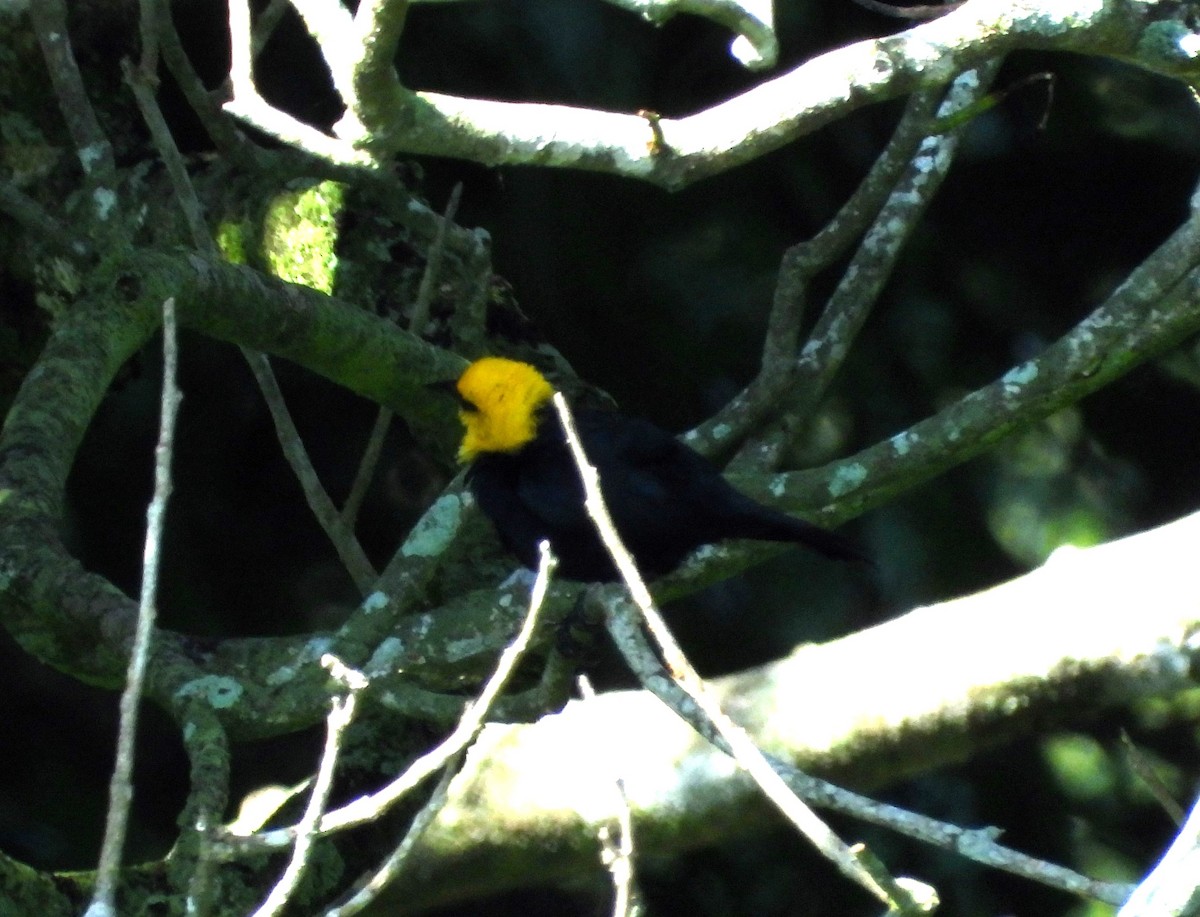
[229,0,1189,189]
[0,252,461,716]
[361,509,1200,911]
[682,185,1200,588]
[2,202,1198,738]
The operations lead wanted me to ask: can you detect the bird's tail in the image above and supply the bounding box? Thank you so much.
[726,500,871,565]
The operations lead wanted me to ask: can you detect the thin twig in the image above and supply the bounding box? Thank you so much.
[447,227,494,352]
[84,297,182,917]
[371,642,576,725]
[253,0,293,60]
[147,0,244,155]
[223,542,556,856]
[251,656,368,917]
[408,182,462,335]
[684,87,943,461]
[178,702,231,917]
[1120,733,1185,826]
[760,62,1000,467]
[243,349,379,594]
[600,589,1126,905]
[1118,791,1200,917]
[136,0,160,77]
[0,181,91,257]
[322,755,462,917]
[320,549,557,915]
[578,674,639,917]
[124,57,213,251]
[550,393,917,911]
[127,7,378,598]
[341,183,463,529]
[28,0,117,182]
[339,407,394,531]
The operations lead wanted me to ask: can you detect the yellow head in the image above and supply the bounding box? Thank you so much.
[454,357,556,462]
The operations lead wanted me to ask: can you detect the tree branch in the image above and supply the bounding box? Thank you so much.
[225,0,1186,189]
[362,508,1200,910]
[86,297,181,917]
[28,0,117,184]
[683,83,946,459]
[1119,791,1200,917]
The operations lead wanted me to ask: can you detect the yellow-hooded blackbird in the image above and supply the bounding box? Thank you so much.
[451,357,866,581]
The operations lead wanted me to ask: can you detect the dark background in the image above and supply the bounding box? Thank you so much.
[3,0,1200,914]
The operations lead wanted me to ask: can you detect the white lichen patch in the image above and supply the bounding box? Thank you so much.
[1002,361,1038,395]
[402,494,464,557]
[361,591,389,614]
[304,636,333,659]
[79,143,108,173]
[176,675,244,709]
[92,186,117,220]
[891,430,919,456]
[265,639,329,685]
[828,462,868,497]
[367,636,405,675]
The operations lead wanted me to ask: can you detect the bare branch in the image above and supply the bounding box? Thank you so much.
[751,177,1200,528]
[253,0,293,59]
[0,180,91,257]
[225,0,374,167]
[346,0,413,142]
[222,542,556,857]
[342,183,463,530]
[28,0,116,183]
[85,297,181,917]
[577,674,641,917]
[384,506,1200,908]
[683,85,946,459]
[322,756,461,916]
[259,0,1162,188]
[405,0,777,68]
[408,182,462,336]
[178,702,232,917]
[598,0,778,69]
[243,349,380,594]
[787,64,999,410]
[287,0,357,101]
[551,393,917,910]
[251,656,368,917]
[124,57,214,252]
[726,59,1004,472]
[1119,792,1200,917]
[146,0,245,155]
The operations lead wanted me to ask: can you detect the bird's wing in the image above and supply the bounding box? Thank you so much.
[512,437,594,533]
[573,412,723,535]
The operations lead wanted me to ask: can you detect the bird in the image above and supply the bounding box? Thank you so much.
[449,356,867,582]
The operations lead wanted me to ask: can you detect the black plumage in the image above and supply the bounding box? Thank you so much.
[467,404,864,581]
